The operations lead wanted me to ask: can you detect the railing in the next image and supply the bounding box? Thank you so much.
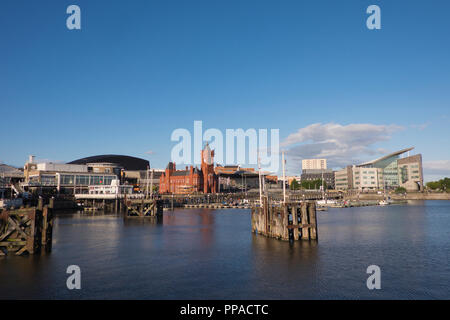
[74,193,145,200]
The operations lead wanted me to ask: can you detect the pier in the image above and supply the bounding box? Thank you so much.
[252,197,318,241]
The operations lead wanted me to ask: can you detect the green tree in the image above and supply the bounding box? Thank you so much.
[426,181,439,190]
[394,187,407,194]
[301,179,327,190]
[426,178,450,192]
[290,179,300,190]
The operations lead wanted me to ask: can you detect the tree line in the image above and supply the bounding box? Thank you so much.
[426,178,450,192]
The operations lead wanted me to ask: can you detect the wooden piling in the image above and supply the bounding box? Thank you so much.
[0,206,54,256]
[291,205,299,241]
[251,197,318,242]
[124,199,163,218]
[300,204,310,240]
[308,202,318,240]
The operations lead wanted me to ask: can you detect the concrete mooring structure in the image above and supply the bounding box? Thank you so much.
[252,197,318,241]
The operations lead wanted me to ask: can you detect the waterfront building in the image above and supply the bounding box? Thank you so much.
[302,159,327,170]
[215,165,261,192]
[0,164,24,198]
[69,154,149,171]
[397,154,423,191]
[123,169,164,193]
[159,144,218,194]
[352,167,384,190]
[70,154,155,193]
[22,154,152,194]
[0,164,24,186]
[334,148,424,191]
[301,169,335,189]
[335,168,350,190]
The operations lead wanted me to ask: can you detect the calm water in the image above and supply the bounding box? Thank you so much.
[1,200,449,299]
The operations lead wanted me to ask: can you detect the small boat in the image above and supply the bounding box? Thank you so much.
[316,199,337,206]
[378,200,390,206]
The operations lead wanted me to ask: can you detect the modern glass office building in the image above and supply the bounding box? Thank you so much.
[335,148,424,191]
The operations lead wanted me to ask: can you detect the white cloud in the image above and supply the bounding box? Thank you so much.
[423,160,450,176]
[423,160,450,182]
[282,123,404,169]
[145,150,156,155]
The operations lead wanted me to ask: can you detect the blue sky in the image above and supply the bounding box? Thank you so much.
[1,0,449,180]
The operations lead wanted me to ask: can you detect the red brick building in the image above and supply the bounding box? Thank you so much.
[159,144,218,194]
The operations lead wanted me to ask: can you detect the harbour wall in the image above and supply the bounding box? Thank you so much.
[346,193,450,201]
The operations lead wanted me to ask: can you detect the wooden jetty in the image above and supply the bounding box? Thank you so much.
[0,202,53,256]
[252,197,318,241]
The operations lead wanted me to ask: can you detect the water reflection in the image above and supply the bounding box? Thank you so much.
[123,216,163,226]
[1,202,450,299]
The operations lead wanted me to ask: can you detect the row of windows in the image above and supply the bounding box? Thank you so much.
[60,175,116,186]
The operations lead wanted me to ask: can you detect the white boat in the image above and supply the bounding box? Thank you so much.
[378,200,390,206]
[316,199,337,206]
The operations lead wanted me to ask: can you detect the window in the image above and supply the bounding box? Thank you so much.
[61,175,74,185]
[41,175,56,185]
[90,176,102,185]
[104,176,115,185]
[76,175,90,185]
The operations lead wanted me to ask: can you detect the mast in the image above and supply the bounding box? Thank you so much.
[146,166,150,199]
[322,170,326,203]
[282,151,286,204]
[258,151,262,206]
[150,169,154,198]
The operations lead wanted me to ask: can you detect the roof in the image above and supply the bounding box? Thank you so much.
[0,164,24,178]
[358,147,414,167]
[69,155,149,171]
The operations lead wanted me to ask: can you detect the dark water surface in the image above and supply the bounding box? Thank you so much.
[1,200,450,299]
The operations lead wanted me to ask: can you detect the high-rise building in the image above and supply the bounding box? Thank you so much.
[302,159,327,170]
